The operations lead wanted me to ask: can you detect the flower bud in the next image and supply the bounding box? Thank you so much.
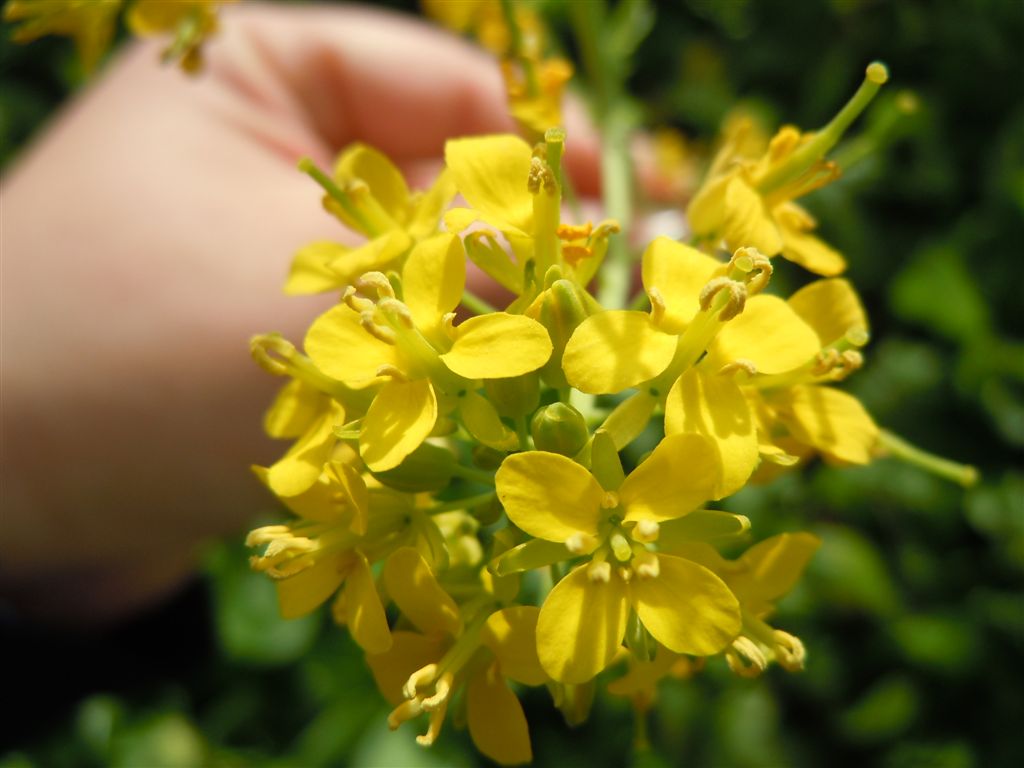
[531,403,589,457]
[534,278,592,389]
[485,373,541,419]
[370,442,455,492]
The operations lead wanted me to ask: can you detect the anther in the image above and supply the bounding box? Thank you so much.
[557,222,593,240]
[360,312,397,344]
[355,271,395,299]
[634,551,660,579]
[772,630,807,671]
[343,286,375,314]
[718,358,758,378]
[375,364,408,381]
[618,566,634,583]
[601,491,621,510]
[421,671,454,711]
[566,532,596,554]
[587,559,612,583]
[845,326,870,347]
[378,298,415,329]
[441,312,458,339]
[403,663,439,701]
[387,699,423,730]
[727,636,767,678]
[866,61,889,85]
[416,701,448,746]
[250,334,295,376]
[699,278,748,321]
[633,519,660,543]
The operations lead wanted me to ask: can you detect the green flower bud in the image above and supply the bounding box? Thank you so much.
[531,403,589,457]
[370,441,454,492]
[484,373,541,419]
[536,279,592,389]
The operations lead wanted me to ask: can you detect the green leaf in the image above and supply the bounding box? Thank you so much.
[205,539,320,666]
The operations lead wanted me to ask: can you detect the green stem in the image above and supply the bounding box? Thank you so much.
[449,463,497,486]
[499,0,539,96]
[427,491,498,515]
[877,429,978,488]
[297,157,379,237]
[461,290,497,315]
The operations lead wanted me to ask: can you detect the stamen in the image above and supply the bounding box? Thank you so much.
[634,551,660,580]
[355,271,396,300]
[618,566,634,583]
[378,298,415,329]
[421,671,454,711]
[343,286,375,314]
[387,699,423,730]
[250,334,295,376]
[587,559,612,583]
[718,358,758,378]
[772,630,806,672]
[416,700,449,746]
[360,312,397,344]
[566,532,596,554]
[699,278,747,321]
[375,364,408,381]
[633,519,660,543]
[726,636,767,678]
[601,491,621,510]
[403,663,439,701]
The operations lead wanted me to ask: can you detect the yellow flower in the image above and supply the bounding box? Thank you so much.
[564,237,819,495]
[742,277,880,467]
[305,233,552,471]
[367,547,544,765]
[688,63,890,276]
[245,472,398,654]
[444,133,618,295]
[4,0,121,72]
[127,0,234,72]
[671,533,820,676]
[290,146,456,295]
[495,434,742,683]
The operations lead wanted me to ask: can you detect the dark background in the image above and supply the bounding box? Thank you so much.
[2,0,1022,765]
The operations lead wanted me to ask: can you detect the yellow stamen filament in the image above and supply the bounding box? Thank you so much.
[727,636,768,678]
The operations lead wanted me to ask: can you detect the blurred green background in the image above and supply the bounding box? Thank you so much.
[2,0,1022,766]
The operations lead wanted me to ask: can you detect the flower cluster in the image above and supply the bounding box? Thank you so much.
[244,62,975,763]
[3,0,232,72]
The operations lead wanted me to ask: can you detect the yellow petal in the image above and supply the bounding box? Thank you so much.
[619,434,719,522]
[467,663,533,766]
[264,404,342,497]
[407,169,458,242]
[263,379,327,439]
[442,314,552,379]
[563,311,677,394]
[788,278,869,347]
[537,565,629,683]
[366,631,447,705]
[495,451,604,542]
[277,553,348,620]
[775,202,846,276]
[305,304,401,385]
[284,241,347,295]
[630,554,741,655]
[383,547,462,637]
[329,461,370,534]
[445,135,534,234]
[774,385,879,464]
[460,390,518,451]
[402,233,465,334]
[708,294,820,375]
[481,606,546,686]
[689,173,783,255]
[334,143,410,223]
[641,237,723,334]
[729,532,821,610]
[664,368,758,498]
[360,378,437,471]
[326,230,412,286]
[344,553,392,654]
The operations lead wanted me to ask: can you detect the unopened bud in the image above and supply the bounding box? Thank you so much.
[370,442,455,493]
[531,403,589,457]
[484,373,541,419]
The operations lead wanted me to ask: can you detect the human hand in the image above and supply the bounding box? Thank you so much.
[0,1,601,620]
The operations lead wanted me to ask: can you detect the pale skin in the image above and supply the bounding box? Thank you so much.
[1,3,604,621]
